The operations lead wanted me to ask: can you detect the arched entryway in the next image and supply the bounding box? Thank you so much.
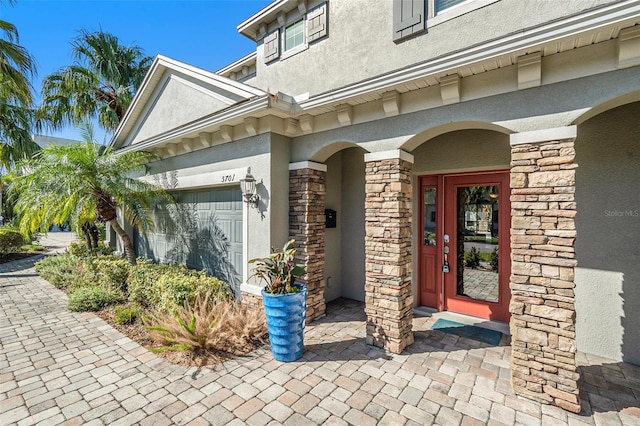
[409,128,513,322]
[574,100,640,365]
[324,146,368,303]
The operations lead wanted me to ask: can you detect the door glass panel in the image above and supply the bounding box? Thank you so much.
[423,188,437,246]
[456,185,499,302]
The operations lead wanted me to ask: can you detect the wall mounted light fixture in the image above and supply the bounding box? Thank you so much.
[240,167,259,208]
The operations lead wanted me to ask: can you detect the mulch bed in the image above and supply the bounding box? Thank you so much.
[0,250,48,265]
[95,307,266,367]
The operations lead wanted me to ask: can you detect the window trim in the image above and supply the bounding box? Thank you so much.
[280,17,308,60]
[428,0,500,27]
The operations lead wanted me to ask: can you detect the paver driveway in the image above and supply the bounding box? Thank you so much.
[1,249,640,425]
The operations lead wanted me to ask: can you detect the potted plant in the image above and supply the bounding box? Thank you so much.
[249,239,306,362]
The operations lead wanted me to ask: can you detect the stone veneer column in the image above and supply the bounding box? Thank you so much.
[289,161,327,323]
[364,150,414,354]
[509,126,580,413]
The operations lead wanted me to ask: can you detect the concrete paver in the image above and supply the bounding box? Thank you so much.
[1,234,639,424]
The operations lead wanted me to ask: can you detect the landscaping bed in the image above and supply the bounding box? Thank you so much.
[0,227,47,264]
[35,242,267,366]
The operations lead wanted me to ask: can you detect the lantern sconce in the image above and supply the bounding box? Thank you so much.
[240,167,259,208]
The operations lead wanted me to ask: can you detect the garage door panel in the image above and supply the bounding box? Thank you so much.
[135,186,243,295]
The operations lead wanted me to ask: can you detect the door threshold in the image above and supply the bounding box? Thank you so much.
[413,308,510,336]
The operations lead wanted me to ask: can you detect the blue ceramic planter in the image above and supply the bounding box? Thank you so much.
[262,284,307,362]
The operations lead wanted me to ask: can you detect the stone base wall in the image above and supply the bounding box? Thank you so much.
[241,292,263,312]
[364,157,414,354]
[289,167,326,323]
[509,138,580,413]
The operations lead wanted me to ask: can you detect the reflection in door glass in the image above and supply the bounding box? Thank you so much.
[456,185,499,302]
[423,188,436,246]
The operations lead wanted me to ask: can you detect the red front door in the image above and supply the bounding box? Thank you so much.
[420,172,511,322]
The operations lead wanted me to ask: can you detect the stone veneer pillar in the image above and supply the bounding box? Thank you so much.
[289,161,327,323]
[509,126,580,413]
[364,150,414,354]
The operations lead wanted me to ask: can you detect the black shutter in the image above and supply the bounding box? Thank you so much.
[393,0,425,41]
[264,30,280,63]
[307,3,328,43]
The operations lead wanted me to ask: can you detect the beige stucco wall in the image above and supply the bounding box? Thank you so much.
[144,133,284,277]
[253,0,615,97]
[323,146,366,302]
[411,129,510,175]
[269,134,293,251]
[324,151,343,302]
[131,73,232,145]
[341,148,366,302]
[575,101,640,365]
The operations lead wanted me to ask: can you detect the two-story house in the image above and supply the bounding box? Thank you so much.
[110,0,640,412]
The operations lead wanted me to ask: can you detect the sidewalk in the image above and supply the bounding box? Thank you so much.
[1,248,639,425]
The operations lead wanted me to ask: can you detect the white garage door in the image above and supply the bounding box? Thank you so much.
[135,186,243,294]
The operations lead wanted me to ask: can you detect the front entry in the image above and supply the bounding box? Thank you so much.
[420,172,511,322]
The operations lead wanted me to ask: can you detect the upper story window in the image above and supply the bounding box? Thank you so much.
[435,0,471,13]
[393,0,499,41]
[263,2,328,64]
[285,19,305,51]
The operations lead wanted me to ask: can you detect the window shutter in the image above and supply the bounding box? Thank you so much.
[264,30,280,63]
[307,3,328,43]
[393,0,425,41]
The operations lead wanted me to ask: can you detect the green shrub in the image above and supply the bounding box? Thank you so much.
[155,270,232,313]
[67,286,122,312]
[22,244,45,252]
[128,260,232,312]
[0,228,25,254]
[127,260,184,308]
[66,241,114,257]
[489,247,499,272]
[35,255,83,289]
[114,304,143,325]
[86,257,131,294]
[464,247,481,268]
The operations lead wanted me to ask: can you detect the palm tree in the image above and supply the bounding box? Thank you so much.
[39,30,152,133]
[0,12,39,168]
[10,123,172,264]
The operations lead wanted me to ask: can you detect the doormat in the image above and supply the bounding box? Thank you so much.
[431,318,503,346]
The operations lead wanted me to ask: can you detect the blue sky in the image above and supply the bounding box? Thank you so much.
[1,0,272,143]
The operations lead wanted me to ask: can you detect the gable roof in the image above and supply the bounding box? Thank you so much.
[32,135,80,149]
[111,55,265,150]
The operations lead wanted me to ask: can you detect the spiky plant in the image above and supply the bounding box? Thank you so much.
[145,292,267,354]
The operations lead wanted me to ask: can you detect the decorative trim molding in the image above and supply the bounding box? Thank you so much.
[518,52,542,89]
[510,125,577,146]
[439,74,460,105]
[245,117,259,136]
[284,118,298,136]
[289,161,327,172]
[336,104,353,127]
[364,149,414,164]
[618,25,640,69]
[115,96,269,155]
[299,114,314,134]
[219,125,234,142]
[298,0,640,111]
[382,91,400,117]
[198,132,212,148]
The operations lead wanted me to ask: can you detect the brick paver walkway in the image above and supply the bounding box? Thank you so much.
[1,249,639,424]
